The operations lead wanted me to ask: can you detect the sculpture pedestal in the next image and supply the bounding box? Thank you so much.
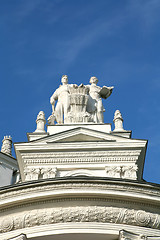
[47,123,112,135]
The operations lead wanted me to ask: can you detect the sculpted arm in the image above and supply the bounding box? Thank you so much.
[50,90,58,113]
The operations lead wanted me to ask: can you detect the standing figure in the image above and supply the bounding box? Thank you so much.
[86,76,114,123]
[50,75,70,124]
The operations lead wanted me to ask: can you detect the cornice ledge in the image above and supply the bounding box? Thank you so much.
[0,178,159,210]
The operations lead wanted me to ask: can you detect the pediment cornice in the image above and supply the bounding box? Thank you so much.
[20,127,147,145]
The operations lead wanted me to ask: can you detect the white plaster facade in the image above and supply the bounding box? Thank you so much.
[0,178,160,239]
[0,152,18,187]
[3,120,158,240]
[15,123,146,182]
[0,78,160,239]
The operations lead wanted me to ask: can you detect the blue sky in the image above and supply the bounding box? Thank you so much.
[0,0,160,184]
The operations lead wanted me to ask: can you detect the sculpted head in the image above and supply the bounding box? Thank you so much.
[90,76,98,84]
[61,75,68,84]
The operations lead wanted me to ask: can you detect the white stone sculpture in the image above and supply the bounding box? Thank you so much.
[49,75,113,124]
[113,110,124,131]
[1,135,12,156]
[50,75,71,124]
[66,84,92,123]
[86,76,114,123]
[34,111,46,133]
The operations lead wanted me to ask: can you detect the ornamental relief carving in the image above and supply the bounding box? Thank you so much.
[0,207,159,233]
[24,167,57,181]
[21,150,141,164]
[0,217,14,232]
[105,166,121,178]
[105,165,138,179]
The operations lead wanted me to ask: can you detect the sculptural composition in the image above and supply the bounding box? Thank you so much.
[49,75,114,124]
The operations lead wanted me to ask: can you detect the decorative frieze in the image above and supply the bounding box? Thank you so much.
[0,207,160,233]
[23,152,139,179]
[0,216,14,232]
[20,149,142,180]
[21,150,141,165]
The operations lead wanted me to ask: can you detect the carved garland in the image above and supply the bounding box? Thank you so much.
[0,207,159,233]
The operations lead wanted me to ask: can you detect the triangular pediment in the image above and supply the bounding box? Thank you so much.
[29,127,140,144]
[14,126,148,182]
[47,131,116,143]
